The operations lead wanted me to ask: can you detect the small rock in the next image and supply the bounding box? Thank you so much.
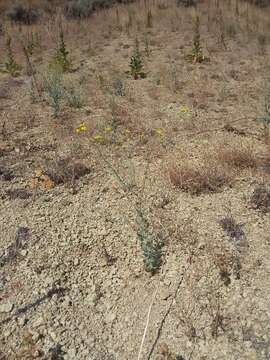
[21,249,28,256]
[17,316,27,326]
[105,312,116,323]
[0,302,13,313]
[32,317,44,328]
[74,258,79,266]
[66,348,77,359]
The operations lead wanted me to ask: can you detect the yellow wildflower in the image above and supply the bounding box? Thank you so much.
[104,127,113,132]
[180,105,191,114]
[92,134,104,142]
[155,128,164,137]
[75,122,87,133]
[123,129,130,135]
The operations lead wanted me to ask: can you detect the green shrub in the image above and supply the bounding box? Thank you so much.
[51,28,71,73]
[43,69,64,117]
[129,39,146,79]
[0,37,21,77]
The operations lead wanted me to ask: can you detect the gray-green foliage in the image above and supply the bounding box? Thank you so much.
[262,87,270,125]
[112,78,125,96]
[136,208,162,274]
[65,87,83,108]
[43,69,64,117]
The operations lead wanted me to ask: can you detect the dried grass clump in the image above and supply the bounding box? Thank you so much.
[216,143,257,170]
[250,184,270,212]
[44,157,91,185]
[168,159,232,195]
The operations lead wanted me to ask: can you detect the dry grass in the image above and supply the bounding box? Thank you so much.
[168,158,233,195]
[216,143,258,170]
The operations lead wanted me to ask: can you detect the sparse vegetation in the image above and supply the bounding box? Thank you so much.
[43,68,65,117]
[0,0,270,358]
[52,26,71,73]
[168,159,232,195]
[129,39,145,79]
[189,14,205,63]
[6,4,40,25]
[250,184,270,212]
[216,143,258,169]
[0,36,21,77]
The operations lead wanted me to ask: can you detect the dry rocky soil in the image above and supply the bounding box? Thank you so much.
[0,1,270,359]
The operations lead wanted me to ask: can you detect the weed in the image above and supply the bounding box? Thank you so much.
[226,23,237,39]
[188,15,205,64]
[146,8,153,28]
[219,215,246,243]
[250,184,270,212]
[13,332,43,359]
[136,208,163,274]
[257,33,267,54]
[143,34,151,57]
[65,87,84,108]
[0,36,21,77]
[263,87,270,123]
[129,39,145,79]
[43,68,64,117]
[112,78,125,96]
[52,27,71,73]
[216,143,257,169]
[168,159,232,195]
[44,157,90,186]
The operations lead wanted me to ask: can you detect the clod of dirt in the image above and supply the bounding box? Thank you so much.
[29,169,55,190]
[250,184,270,212]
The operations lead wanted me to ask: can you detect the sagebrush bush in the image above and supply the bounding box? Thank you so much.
[176,0,197,7]
[65,0,112,18]
[6,4,40,25]
[43,69,64,117]
[243,0,270,7]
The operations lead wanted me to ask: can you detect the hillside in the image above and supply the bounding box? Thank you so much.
[0,0,270,359]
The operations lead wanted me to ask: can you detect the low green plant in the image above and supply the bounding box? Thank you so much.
[93,148,163,274]
[136,208,163,273]
[189,15,205,63]
[146,8,153,28]
[129,39,146,79]
[0,36,22,77]
[112,78,125,96]
[43,68,64,117]
[260,86,270,131]
[65,87,83,108]
[52,27,71,73]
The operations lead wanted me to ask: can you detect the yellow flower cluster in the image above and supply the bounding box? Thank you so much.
[180,105,191,114]
[155,128,164,137]
[92,134,104,142]
[75,122,87,133]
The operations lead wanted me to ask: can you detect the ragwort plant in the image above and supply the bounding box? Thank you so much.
[129,39,146,79]
[52,27,71,73]
[92,147,163,274]
[1,36,22,77]
[189,15,205,64]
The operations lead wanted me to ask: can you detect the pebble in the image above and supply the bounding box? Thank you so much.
[0,302,13,313]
